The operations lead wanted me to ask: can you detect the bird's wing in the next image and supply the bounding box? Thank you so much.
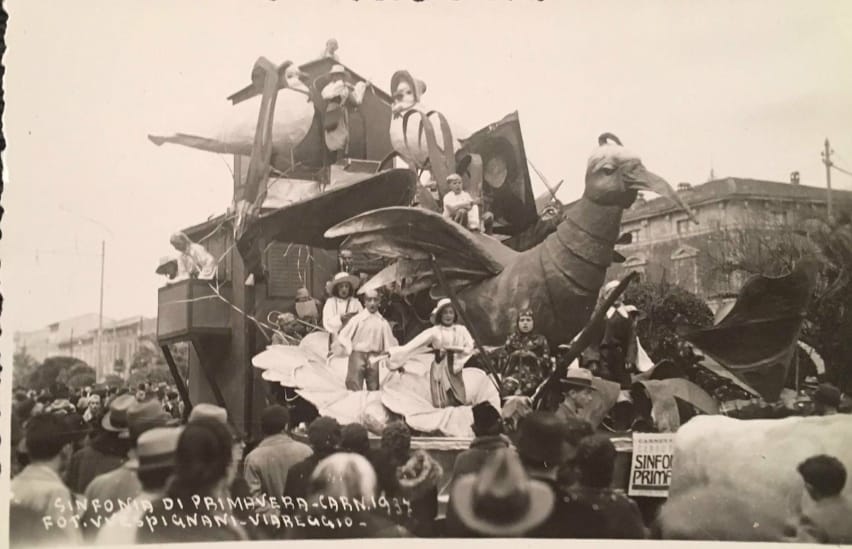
[327,207,518,293]
[237,169,417,255]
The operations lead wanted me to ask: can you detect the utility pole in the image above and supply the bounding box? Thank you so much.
[97,240,105,381]
[821,138,834,221]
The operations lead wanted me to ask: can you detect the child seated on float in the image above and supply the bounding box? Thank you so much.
[442,174,480,231]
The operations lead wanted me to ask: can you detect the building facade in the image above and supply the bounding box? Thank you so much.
[608,177,852,312]
[13,313,108,363]
[15,315,157,380]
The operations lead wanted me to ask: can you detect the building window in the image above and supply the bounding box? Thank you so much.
[676,219,691,235]
[629,229,641,243]
[772,211,788,225]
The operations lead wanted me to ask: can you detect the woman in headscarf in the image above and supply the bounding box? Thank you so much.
[501,308,551,397]
[388,298,474,408]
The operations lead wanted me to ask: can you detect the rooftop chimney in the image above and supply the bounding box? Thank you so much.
[790,171,800,185]
[678,182,692,192]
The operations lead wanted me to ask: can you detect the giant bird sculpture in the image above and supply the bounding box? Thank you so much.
[327,134,696,349]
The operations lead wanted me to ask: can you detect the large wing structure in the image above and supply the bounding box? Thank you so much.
[237,169,416,262]
[326,206,518,295]
[683,261,817,402]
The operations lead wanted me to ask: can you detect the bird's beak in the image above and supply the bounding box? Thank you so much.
[627,165,697,224]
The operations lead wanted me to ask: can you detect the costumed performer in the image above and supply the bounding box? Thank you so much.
[317,64,367,155]
[169,232,217,280]
[387,298,474,408]
[501,308,551,397]
[322,271,363,349]
[335,289,398,391]
[582,280,641,388]
[271,287,323,342]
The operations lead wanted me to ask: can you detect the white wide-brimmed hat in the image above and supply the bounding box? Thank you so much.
[326,271,361,296]
[430,297,455,324]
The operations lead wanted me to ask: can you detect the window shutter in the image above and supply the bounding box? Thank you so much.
[267,243,308,298]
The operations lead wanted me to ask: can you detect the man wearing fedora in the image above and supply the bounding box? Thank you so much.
[449,448,555,537]
[556,368,599,423]
[95,426,183,546]
[446,402,513,535]
[81,399,177,533]
[322,271,363,349]
[66,393,137,494]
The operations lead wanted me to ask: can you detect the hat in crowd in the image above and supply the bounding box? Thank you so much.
[797,454,847,496]
[308,416,342,452]
[560,368,598,392]
[472,402,502,436]
[430,298,455,325]
[102,394,138,437]
[813,383,842,408]
[137,426,183,473]
[390,70,427,104]
[44,398,77,416]
[517,412,570,466]
[446,173,463,184]
[189,403,228,426]
[326,272,360,296]
[128,400,177,442]
[451,448,554,537]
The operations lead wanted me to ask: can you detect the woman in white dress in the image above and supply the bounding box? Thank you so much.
[388,298,474,408]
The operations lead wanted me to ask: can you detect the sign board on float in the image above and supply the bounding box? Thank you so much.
[628,432,675,498]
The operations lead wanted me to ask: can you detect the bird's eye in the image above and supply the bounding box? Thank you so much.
[601,165,617,175]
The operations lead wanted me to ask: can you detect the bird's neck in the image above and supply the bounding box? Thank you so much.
[563,197,623,244]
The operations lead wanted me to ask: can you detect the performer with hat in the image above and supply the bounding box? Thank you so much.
[335,289,398,391]
[315,64,367,155]
[322,271,363,340]
[387,298,474,408]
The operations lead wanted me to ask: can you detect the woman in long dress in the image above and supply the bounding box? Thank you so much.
[388,298,474,408]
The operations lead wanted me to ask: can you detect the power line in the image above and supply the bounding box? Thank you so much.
[832,164,852,178]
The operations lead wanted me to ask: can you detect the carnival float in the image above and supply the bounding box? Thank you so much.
[151,43,848,537]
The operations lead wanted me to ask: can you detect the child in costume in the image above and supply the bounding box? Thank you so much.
[388,298,474,408]
[336,289,398,391]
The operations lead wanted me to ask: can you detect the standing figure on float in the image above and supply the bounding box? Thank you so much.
[387,298,474,408]
[322,272,363,352]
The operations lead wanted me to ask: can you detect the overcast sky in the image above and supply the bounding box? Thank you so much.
[4,0,852,354]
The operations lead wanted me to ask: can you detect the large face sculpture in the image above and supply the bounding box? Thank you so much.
[392,81,417,114]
